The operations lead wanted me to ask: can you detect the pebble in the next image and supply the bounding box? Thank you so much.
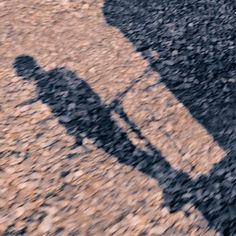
[15,206,25,218]
[73,170,84,178]
[149,225,168,235]
[38,215,53,233]
[43,206,58,216]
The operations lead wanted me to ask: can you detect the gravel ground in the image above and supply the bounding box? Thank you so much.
[0,0,235,235]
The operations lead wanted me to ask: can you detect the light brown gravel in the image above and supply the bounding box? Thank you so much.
[0,0,224,235]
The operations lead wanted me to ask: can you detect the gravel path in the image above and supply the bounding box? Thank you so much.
[0,0,235,235]
[104,0,236,234]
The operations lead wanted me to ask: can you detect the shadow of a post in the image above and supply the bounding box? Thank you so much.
[13,54,235,235]
[103,0,236,234]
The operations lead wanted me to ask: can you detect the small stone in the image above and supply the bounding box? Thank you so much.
[38,215,52,233]
[44,206,58,216]
[18,182,28,189]
[5,167,15,174]
[82,4,90,9]
[59,116,72,123]
[64,174,74,183]
[68,103,76,110]
[55,227,65,234]
[67,153,80,159]
[149,225,168,235]
[60,0,70,6]
[16,206,25,218]
[151,50,160,60]
[74,170,83,178]
[60,170,70,178]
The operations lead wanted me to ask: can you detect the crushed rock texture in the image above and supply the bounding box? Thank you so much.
[0,0,235,235]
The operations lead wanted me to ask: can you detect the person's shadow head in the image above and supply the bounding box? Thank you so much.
[13,55,41,80]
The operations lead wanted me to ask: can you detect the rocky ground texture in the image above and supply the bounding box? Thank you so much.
[0,0,235,235]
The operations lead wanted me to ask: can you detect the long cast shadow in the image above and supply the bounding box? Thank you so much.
[13,55,235,235]
[103,0,236,234]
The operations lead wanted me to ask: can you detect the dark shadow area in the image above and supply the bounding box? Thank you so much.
[103,0,236,234]
[103,0,236,153]
[13,55,235,235]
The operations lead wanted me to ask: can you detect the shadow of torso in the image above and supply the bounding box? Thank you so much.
[35,68,139,159]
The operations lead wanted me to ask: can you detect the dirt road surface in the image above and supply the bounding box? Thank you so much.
[0,1,235,235]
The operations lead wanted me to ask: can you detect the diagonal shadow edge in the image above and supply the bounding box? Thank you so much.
[12,55,236,235]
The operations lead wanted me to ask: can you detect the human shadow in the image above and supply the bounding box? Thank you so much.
[13,55,235,235]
